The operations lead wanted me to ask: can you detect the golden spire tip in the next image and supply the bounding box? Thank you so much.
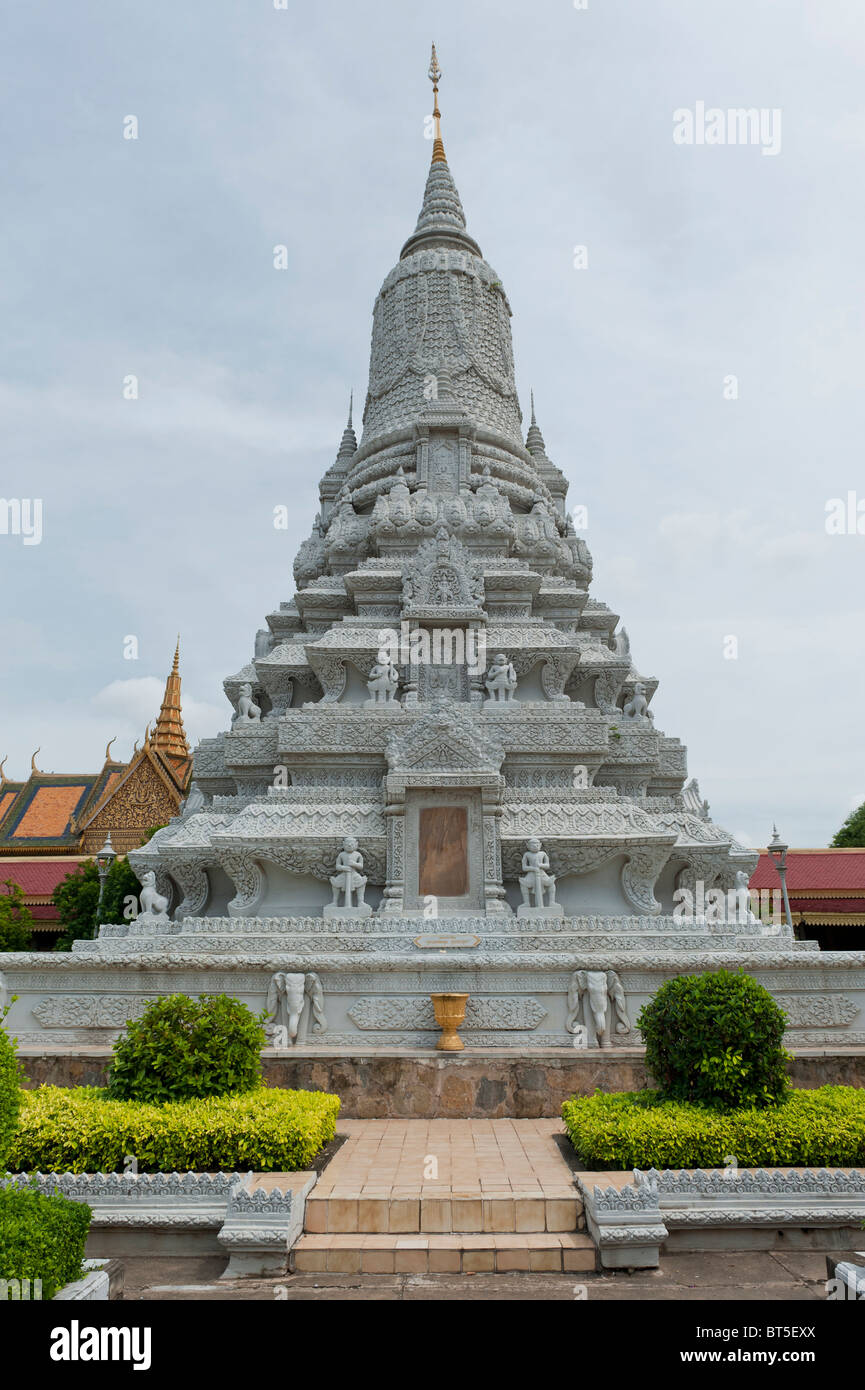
[428,42,446,164]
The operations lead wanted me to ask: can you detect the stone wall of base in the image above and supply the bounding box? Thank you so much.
[17,1046,865,1118]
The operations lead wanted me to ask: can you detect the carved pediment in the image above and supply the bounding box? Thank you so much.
[402,528,484,613]
[386,704,504,775]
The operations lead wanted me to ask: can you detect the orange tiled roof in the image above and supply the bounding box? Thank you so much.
[13,785,88,838]
[0,790,19,823]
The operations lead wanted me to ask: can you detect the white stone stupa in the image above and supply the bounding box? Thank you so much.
[5,49,864,1053]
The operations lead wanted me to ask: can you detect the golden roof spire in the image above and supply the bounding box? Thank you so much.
[428,42,446,164]
[152,638,190,763]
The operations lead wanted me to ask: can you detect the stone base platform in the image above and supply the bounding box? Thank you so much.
[581,1165,865,1268]
[7,1170,315,1277]
[17,1045,865,1118]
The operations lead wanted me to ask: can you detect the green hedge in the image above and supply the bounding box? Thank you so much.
[0,1183,91,1299]
[562,1086,865,1170]
[10,1086,340,1174]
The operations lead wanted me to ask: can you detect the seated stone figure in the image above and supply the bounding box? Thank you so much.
[734,868,760,925]
[327,836,371,914]
[519,837,557,909]
[622,681,653,722]
[233,682,262,724]
[484,652,518,703]
[137,870,170,926]
[367,650,400,705]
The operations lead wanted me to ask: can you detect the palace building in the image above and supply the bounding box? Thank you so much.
[0,642,191,943]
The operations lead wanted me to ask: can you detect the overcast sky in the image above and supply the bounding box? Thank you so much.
[1,0,863,848]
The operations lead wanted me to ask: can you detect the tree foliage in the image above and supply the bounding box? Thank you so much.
[0,881,34,952]
[52,856,142,952]
[831,800,865,848]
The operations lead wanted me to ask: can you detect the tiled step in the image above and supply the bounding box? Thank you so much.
[292,1232,595,1274]
[305,1190,582,1234]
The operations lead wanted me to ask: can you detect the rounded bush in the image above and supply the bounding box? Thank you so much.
[0,1184,92,1299]
[637,969,790,1109]
[0,1016,24,1171]
[106,993,266,1103]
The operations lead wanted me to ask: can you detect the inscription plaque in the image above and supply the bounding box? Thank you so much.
[419,806,469,898]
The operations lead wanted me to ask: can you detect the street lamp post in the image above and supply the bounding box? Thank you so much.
[767,825,794,934]
[94,832,117,922]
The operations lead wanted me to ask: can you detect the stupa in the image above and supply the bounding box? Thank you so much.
[5,49,865,1055]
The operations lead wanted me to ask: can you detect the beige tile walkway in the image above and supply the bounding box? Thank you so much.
[314,1118,571,1197]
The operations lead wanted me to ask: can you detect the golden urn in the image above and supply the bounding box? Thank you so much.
[431,992,469,1051]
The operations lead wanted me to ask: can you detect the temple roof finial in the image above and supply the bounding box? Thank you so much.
[30,748,41,775]
[347,390,353,430]
[429,43,446,165]
[153,641,190,763]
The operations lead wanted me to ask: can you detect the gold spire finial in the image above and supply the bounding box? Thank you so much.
[428,42,446,164]
[30,748,41,775]
[152,640,190,763]
[104,736,117,763]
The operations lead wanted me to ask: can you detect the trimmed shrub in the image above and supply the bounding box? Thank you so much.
[637,968,789,1109]
[107,993,266,1102]
[10,1086,340,1173]
[0,1183,91,1299]
[562,1086,865,1170]
[0,1009,23,1172]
